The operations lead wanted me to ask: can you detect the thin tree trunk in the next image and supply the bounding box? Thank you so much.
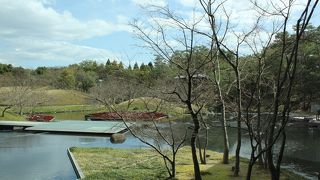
[221,102,229,164]
[172,155,176,178]
[234,70,242,176]
[199,113,208,164]
[1,106,11,117]
[246,155,256,180]
[197,136,205,164]
[267,105,278,180]
[203,126,208,164]
[213,58,229,164]
[257,59,264,165]
[275,130,286,179]
[19,105,23,115]
[190,115,202,180]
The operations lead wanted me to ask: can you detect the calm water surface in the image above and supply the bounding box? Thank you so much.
[0,121,319,180]
[0,131,146,180]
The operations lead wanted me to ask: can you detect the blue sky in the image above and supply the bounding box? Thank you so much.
[0,0,319,69]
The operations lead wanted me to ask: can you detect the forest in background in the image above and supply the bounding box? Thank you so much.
[0,25,319,113]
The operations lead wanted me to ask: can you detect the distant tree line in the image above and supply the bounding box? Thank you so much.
[0,24,319,109]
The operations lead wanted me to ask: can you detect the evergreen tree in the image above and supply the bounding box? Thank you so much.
[133,62,139,70]
[106,59,111,66]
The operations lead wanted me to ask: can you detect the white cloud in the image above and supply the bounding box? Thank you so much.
[0,38,119,67]
[179,0,199,7]
[131,0,167,7]
[0,0,128,41]
[0,0,127,67]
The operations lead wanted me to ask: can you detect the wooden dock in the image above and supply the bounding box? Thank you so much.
[308,120,320,128]
[0,120,128,135]
[0,121,46,130]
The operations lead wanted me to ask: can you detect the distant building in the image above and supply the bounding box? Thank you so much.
[311,102,320,113]
[174,73,208,80]
[174,74,208,86]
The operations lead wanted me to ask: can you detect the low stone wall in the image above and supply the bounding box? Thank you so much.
[67,148,85,179]
[110,133,126,144]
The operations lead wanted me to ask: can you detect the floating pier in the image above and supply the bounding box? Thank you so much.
[308,120,320,128]
[0,120,128,135]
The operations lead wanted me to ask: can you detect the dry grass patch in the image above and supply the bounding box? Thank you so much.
[72,147,307,180]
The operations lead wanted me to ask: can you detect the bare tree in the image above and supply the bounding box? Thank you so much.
[90,77,142,111]
[0,104,12,117]
[92,84,187,178]
[27,90,49,114]
[252,1,319,179]
[211,52,230,164]
[131,6,213,179]
[199,0,261,175]
[10,85,32,115]
[213,0,319,179]
[242,27,279,179]
[120,107,187,178]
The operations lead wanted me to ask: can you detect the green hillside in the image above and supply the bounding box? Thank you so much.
[116,97,186,115]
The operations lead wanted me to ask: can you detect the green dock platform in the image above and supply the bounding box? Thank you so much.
[0,120,128,135]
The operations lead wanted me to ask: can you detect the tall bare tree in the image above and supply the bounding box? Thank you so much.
[242,27,279,179]
[211,52,230,164]
[131,6,213,179]
[91,81,187,178]
[199,0,261,175]
[252,1,319,179]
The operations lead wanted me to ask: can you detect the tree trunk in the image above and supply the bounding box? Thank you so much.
[267,116,277,179]
[204,128,208,164]
[172,156,176,178]
[19,105,23,115]
[256,58,264,165]
[1,106,11,117]
[234,70,242,176]
[274,130,286,180]
[197,136,205,164]
[191,113,202,180]
[246,159,255,180]
[221,102,229,164]
[199,114,208,164]
[214,63,230,164]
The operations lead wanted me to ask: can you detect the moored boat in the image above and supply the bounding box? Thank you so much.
[27,114,55,122]
[85,112,167,121]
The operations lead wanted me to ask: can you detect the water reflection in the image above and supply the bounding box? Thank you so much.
[0,120,319,180]
[198,126,320,179]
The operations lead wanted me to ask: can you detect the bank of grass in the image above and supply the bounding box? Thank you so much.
[116,97,186,115]
[0,112,24,121]
[71,147,168,179]
[43,89,89,105]
[18,105,104,114]
[1,93,196,121]
[71,147,305,180]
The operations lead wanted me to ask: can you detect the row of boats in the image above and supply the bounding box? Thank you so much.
[27,112,168,122]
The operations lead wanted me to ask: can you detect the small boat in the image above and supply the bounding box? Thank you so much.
[85,112,168,121]
[27,114,55,122]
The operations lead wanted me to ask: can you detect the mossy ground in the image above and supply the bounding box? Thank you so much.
[71,147,305,180]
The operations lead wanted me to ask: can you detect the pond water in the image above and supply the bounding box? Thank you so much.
[204,126,320,179]
[0,132,146,180]
[0,120,319,179]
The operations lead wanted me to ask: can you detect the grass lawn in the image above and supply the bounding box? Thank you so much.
[0,105,105,121]
[17,104,104,114]
[0,112,24,121]
[0,87,191,121]
[71,147,305,180]
[0,87,90,106]
[116,97,186,115]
